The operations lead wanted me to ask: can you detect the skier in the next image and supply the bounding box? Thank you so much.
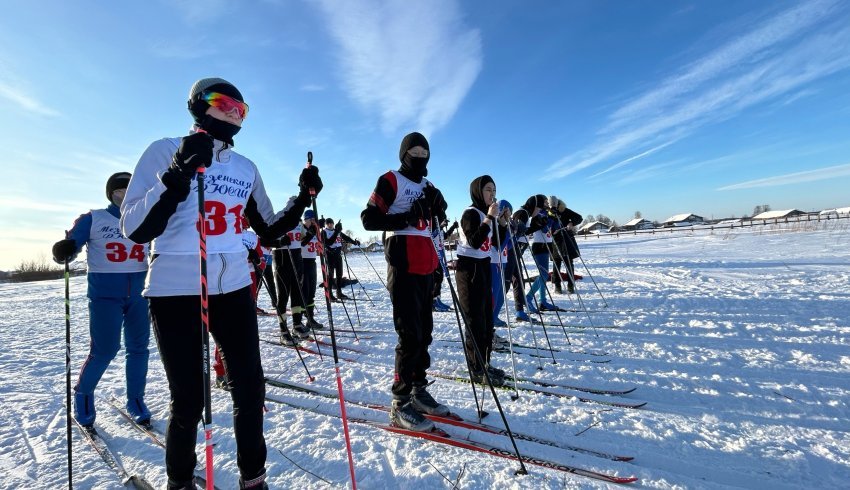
[361,131,449,432]
[506,194,548,314]
[300,210,323,330]
[491,200,514,350]
[51,172,151,429]
[320,218,359,300]
[552,198,583,293]
[120,77,321,489]
[455,175,505,386]
[271,211,310,343]
[514,195,553,312]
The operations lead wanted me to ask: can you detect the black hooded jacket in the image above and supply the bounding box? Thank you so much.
[460,175,505,252]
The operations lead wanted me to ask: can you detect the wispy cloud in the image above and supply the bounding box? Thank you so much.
[717,162,850,190]
[316,0,482,136]
[547,0,850,179]
[0,82,60,117]
[589,140,679,179]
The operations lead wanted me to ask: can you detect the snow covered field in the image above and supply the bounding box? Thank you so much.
[1,221,848,489]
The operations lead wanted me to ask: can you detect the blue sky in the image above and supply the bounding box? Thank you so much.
[3,0,850,270]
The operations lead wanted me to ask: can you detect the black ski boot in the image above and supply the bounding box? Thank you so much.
[390,396,435,432]
[411,383,450,416]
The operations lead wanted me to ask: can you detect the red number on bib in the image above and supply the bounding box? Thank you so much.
[106,242,128,262]
[202,201,245,236]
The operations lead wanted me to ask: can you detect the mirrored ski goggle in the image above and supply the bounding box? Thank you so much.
[201,91,249,119]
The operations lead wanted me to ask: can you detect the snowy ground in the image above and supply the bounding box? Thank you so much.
[1,220,849,489]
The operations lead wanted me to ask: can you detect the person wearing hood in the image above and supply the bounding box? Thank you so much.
[510,194,548,317]
[361,132,449,432]
[548,196,583,294]
[490,200,515,337]
[51,172,152,432]
[455,175,505,386]
[121,77,322,489]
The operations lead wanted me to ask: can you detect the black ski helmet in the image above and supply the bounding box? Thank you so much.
[106,172,131,201]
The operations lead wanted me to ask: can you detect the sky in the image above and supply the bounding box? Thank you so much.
[3,0,850,270]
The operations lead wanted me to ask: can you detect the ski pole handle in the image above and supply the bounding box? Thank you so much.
[306,151,317,197]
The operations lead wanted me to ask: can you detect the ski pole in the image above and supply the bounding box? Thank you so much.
[577,254,609,307]
[64,257,72,490]
[284,246,324,360]
[506,233,544,371]
[195,163,215,490]
[341,248,362,329]
[514,243,558,364]
[432,209,528,475]
[342,248,375,307]
[357,246,388,291]
[491,215,521,401]
[307,151,357,489]
[259,270,315,381]
[429,220,484,420]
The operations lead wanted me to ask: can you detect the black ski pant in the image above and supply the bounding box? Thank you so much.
[327,248,344,292]
[273,248,305,324]
[387,266,435,398]
[302,258,318,316]
[149,287,266,485]
[455,256,494,373]
[509,247,527,310]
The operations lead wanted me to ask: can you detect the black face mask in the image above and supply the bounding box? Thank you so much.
[199,115,241,145]
[401,153,429,179]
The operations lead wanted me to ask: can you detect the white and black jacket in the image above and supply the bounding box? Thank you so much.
[121,133,308,296]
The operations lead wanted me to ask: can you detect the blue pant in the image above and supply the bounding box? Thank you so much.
[491,263,504,321]
[528,253,550,303]
[75,295,150,400]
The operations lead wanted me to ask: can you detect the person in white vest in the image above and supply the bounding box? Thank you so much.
[120,77,321,490]
[361,131,449,432]
[52,172,152,430]
[454,175,505,386]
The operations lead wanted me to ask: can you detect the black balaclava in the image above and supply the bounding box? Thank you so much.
[105,172,131,202]
[469,175,494,214]
[398,131,430,182]
[187,77,244,145]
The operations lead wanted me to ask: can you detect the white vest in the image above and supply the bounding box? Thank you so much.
[302,234,318,259]
[456,207,492,260]
[150,152,257,256]
[323,228,343,249]
[86,209,149,273]
[385,170,432,239]
[285,224,305,250]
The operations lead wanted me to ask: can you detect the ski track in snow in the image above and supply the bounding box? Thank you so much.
[1,222,849,489]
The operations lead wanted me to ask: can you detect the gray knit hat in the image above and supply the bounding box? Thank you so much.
[187,77,244,123]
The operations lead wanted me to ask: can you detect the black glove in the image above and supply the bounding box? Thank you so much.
[261,234,291,248]
[354,240,361,246]
[423,185,447,215]
[334,221,342,232]
[247,248,262,266]
[406,197,429,226]
[52,239,77,264]
[169,132,213,180]
[299,166,323,196]
[317,218,326,228]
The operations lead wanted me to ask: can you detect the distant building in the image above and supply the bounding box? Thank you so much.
[751,209,805,220]
[661,213,705,227]
[363,241,384,253]
[819,206,850,218]
[577,221,610,234]
[621,218,655,231]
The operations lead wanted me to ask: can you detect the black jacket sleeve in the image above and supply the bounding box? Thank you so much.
[461,208,491,250]
[361,173,410,231]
